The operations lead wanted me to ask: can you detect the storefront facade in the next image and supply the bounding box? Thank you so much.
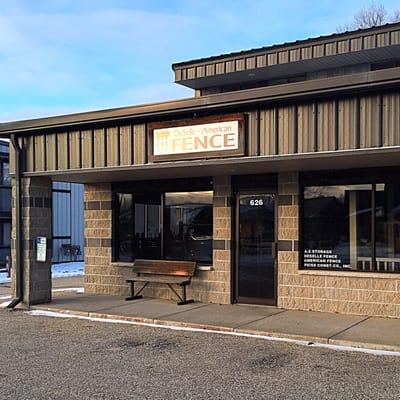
[2,23,400,317]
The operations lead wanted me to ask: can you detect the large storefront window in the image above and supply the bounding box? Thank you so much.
[164,191,213,264]
[115,190,212,264]
[302,180,400,273]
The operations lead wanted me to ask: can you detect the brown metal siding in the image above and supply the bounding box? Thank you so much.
[94,128,105,168]
[81,129,93,169]
[106,127,119,167]
[174,25,400,83]
[383,93,400,146]
[259,109,276,155]
[360,95,381,148]
[16,92,400,174]
[119,125,132,166]
[246,112,258,156]
[317,101,337,151]
[46,134,57,170]
[297,103,316,153]
[133,124,146,164]
[57,133,68,170]
[69,131,81,169]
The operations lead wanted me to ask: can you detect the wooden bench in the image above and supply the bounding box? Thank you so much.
[126,259,196,305]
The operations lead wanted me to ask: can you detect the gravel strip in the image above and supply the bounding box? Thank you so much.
[0,309,399,400]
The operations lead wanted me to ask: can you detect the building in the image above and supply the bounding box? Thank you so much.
[1,23,400,317]
[0,140,11,270]
[52,182,84,264]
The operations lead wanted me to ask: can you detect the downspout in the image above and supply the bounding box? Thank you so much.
[7,134,23,309]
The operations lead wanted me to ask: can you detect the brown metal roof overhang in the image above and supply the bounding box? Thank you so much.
[176,45,400,89]
[1,67,400,136]
[22,146,400,184]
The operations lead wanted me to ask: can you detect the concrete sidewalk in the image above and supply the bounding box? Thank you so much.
[30,293,400,353]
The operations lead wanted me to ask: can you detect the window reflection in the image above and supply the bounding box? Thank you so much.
[164,191,213,264]
[303,185,372,270]
[117,194,133,261]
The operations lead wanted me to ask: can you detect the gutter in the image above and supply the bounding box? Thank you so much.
[7,134,23,308]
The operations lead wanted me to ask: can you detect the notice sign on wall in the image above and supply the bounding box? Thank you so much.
[150,117,244,162]
[36,237,47,262]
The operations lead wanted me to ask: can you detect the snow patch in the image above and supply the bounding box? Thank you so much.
[0,261,84,284]
[52,287,84,293]
[0,295,11,300]
[26,309,400,358]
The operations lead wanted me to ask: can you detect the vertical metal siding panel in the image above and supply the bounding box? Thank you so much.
[312,44,324,58]
[325,42,336,56]
[377,33,388,47]
[57,133,68,170]
[245,57,255,70]
[225,61,234,73]
[119,125,132,166]
[206,64,215,76]
[267,53,277,66]
[338,99,357,150]
[289,48,300,62]
[360,96,380,148]
[34,135,45,171]
[350,37,362,51]
[317,101,336,151]
[278,51,288,64]
[338,40,349,53]
[187,67,196,79]
[196,65,205,78]
[297,103,315,153]
[383,93,400,146]
[69,131,80,169]
[301,47,312,60]
[81,129,93,168]
[215,62,224,75]
[46,134,57,170]
[278,106,295,154]
[24,136,35,172]
[94,128,105,168]
[235,59,245,71]
[390,31,400,44]
[246,112,258,156]
[259,109,275,155]
[133,124,146,164]
[363,35,375,49]
[106,127,119,167]
[256,55,266,67]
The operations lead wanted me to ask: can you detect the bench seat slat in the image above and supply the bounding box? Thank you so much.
[127,276,191,284]
[132,259,196,277]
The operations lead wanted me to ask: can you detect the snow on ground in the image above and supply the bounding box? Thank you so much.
[0,261,84,284]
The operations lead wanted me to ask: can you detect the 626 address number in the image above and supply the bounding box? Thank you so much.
[249,199,264,206]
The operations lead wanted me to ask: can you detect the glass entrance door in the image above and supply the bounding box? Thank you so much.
[236,193,277,305]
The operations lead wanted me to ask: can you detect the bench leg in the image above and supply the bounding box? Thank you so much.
[177,283,194,306]
[125,280,146,301]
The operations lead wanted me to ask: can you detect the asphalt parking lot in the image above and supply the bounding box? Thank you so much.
[0,310,399,400]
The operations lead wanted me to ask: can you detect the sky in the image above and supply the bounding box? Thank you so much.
[1,0,400,122]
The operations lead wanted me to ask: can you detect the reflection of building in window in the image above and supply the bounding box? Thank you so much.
[303,182,400,273]
[0,140,11,268]
[115,191,213,264]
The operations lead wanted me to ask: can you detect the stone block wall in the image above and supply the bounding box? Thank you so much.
[277,172,400,318]
[84,177,232,304]
[11,177,52,305]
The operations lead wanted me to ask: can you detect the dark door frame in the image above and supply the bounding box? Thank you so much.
[234,189,278,306]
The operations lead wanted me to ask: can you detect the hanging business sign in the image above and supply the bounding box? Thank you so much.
[149,115,245,162]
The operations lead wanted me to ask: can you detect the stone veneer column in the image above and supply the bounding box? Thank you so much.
[84,183,115,295]
[277,172,300,309]
[11,177,52,305]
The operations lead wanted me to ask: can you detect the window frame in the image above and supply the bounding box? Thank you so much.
[300,168,400,274]
[112,178,213,265]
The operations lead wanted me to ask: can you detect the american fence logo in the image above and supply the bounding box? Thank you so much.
[153,120,239,156]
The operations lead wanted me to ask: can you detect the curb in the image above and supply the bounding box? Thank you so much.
[29,305,400,354]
